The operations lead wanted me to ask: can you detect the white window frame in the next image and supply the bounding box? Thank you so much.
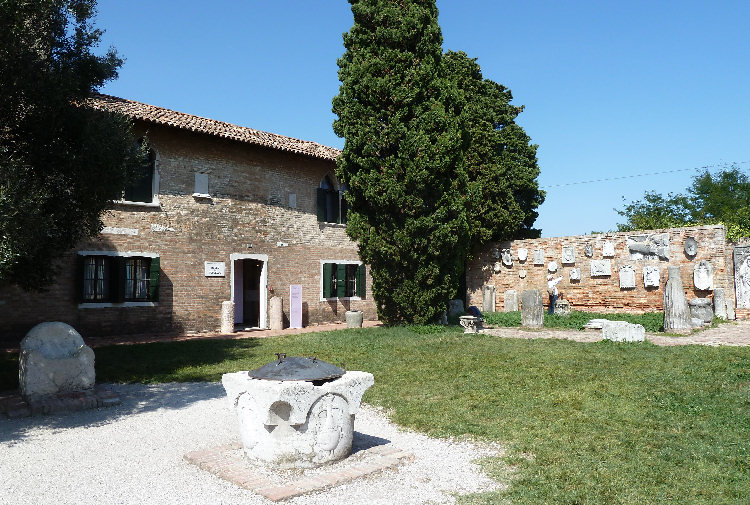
[320,259,363,301]
[77,251,159,308]
[230,253,269,329]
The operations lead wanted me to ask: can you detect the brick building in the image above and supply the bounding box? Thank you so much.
[467,224,741,316]
[0,95,376,343]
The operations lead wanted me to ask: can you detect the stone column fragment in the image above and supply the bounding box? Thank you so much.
[663,266,691,332]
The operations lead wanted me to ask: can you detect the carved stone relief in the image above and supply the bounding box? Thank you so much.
[619,265,636,289]
[501,249,513,267]
[518,248,528,262]
[736,246,750,308]
[590,260,612,277]
[627,233,670,260]
[602,241,615,258]
[569,268,581,281]
[561,246,576,265]
[693,260,714,291]
[548,261,558,273]
[493,262,501,274]
[519,269,527,279]
[684,237,698,257]
[533,249,545,265]
[643,266,660,287]
[584,244,594,258]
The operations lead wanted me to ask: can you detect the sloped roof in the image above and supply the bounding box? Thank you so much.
[86,94,341,162]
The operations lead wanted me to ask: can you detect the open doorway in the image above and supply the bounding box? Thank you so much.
[230,253,268,329]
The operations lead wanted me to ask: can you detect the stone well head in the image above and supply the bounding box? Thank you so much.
[222,354,374,468]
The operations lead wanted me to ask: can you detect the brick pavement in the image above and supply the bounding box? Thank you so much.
[481,319,750,346]
[184,441,413,502]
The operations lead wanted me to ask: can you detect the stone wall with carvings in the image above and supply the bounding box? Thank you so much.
[0,123,375,342]
[467,224,736,316]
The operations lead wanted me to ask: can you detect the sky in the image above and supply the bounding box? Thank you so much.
[95,1,750,238]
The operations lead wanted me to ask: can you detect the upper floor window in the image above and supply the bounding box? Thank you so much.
[317,176,348,224]
[123,144,156,204]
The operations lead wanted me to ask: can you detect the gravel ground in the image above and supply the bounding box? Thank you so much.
[0,383,503,505]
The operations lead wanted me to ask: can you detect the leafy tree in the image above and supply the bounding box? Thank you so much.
[616,166,750,241]
[443,50,544,243]
[0,0,144,290]
[332,0,470,324]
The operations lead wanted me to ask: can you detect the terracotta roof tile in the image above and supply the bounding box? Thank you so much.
[86,94,341,162]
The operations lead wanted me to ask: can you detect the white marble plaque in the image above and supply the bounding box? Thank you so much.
[619,265,636,288]
[584,243,593,258]
[518,248,528,262]
[533,249,545,265]
[501,249,513,267]
[590,260,612,277]
[101,226,138,236]
[602,241,615,258]
[493,261,502,274]
[204,261,225,277]
[569,268,581,281]
[736,246,750,308]
[290,285,302,328]
[561,246,575,264]
[548,261,558,272]
[643,266,660,287]
[693,260,714,291]
[519,269,527,279]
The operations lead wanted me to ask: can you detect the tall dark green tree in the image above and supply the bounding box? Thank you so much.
[0,0,144,290]
[332,0,470,324]
[443,50,544,244]
[616,166,750,241]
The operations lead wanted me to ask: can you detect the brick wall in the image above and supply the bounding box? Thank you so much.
[467,225,735,315]
[0,123,376,342]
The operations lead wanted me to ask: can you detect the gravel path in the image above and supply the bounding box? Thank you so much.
[481,319,750,346]
[0,383,503,505]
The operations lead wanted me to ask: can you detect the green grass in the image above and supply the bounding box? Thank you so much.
[484,310,665,332]
[3,325,749,504]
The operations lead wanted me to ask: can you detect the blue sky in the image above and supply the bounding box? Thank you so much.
[96,1,750,238]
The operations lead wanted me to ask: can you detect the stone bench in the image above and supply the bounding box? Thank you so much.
[19,322,95,401]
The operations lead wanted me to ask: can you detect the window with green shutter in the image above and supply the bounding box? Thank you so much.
[322,262,365,299]
[317,177,348,224]
[77,254,159,303]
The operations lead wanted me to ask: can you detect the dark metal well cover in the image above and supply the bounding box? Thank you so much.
[247,353,345,382]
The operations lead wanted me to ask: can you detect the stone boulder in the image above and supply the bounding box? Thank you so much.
[601,321,645,342]
[19,322,95,400]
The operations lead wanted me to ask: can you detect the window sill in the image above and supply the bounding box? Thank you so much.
[114,199,161,209]
[320,296,362,302]
[78,302,158,309]
[192,193,212,199]
[319,222,347,228]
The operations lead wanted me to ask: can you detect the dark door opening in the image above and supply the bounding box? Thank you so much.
[242,259,263,327]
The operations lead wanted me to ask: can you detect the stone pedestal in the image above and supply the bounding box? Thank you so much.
[19,322,95,400]
[504,290,519,312]
[688,298,713,324]
[459,315,482,334]
[221,301,235,334]
[602,321,645,342]
[222,371,374,468]
[345,310,363,328]
[554,299,571,316]
[663,266,691,332]
[269,296,283,330]
[521,290,544,328]
[713,288,727,320]
[482,285,496,313]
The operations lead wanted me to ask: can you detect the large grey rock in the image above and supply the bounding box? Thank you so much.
[601,321,645,342]
[713,288,727,320]
[693,260,714,291]
[482,285,496,313]
[269,296,283,330]
[734,246,750,308]
[504,290,519,312]
[448,299,464,319]
[688,298,713,324]
[664,266,691,332]
[521,290,544,328]
[222,370,373,468]
[19,322,95,400]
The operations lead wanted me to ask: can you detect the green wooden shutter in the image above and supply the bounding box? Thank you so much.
[329,190,339,224]
[149,256,160,302]
[340,191,348,224]
[356,264,366,298]
[323,263,333,298]
[112,256,125,302]
[336,263,347,298]
[75,255,84,303]
[316,188,327,221]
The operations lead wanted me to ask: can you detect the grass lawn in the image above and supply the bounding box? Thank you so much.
[2,325,749,504]
[483,310,665,332]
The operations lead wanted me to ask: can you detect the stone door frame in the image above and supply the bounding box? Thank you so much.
[230,253,269,329]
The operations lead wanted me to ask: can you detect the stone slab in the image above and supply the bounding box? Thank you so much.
[601,321,645,342]
[521,290,544,328]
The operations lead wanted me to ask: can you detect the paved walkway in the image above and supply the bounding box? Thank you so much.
[481,319,750,347]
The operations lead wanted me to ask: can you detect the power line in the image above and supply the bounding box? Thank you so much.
[542,160,750,189]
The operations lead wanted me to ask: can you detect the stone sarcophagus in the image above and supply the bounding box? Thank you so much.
[222,355,373,468]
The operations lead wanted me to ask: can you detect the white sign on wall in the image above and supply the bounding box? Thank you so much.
[290,284,303,328]
[204,261,226,277]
